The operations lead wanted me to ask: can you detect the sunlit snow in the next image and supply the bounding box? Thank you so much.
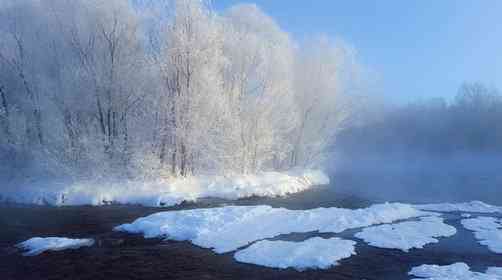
[1,169,328,207]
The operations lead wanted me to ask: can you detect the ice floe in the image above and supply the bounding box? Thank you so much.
[233,237,356,270]
[462,216,502,253]
[416,201,502,214]
[487,267,502,277]
[355,216,456,251]
[0,169,328,207]
[17,237,94,256]
[409,262,502,280]
[115,202,427,253]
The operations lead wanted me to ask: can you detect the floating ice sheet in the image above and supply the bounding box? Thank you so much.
[355,216,457,251]
[234,237,356,270]
[462,216,502,253]
[416,201,502,214]
[17,237,94,256]
[115,202,427,253]
[409,262,502,280]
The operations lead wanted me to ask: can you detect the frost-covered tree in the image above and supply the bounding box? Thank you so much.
[292,36,363,167]
[153,0,229,176]
[223,4,298,173]
[0,0,366,180]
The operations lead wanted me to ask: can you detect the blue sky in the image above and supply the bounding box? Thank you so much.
[214,1,502,103]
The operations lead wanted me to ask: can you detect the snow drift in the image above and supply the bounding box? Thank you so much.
[0,169,329,207]
[17,237,94,256]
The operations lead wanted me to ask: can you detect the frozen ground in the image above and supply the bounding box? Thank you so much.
[409,262,502,280]
[462,216,502,253]
[115,203,428,253]
[0,169,328,207]
[233,237,356,270]
[355,216,457,252]
[17,237,94,256]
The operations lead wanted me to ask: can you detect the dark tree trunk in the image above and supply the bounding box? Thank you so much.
[180,142,187,177]
[171,143,177,176]
[96,96,107,143]
[0,86,11,142]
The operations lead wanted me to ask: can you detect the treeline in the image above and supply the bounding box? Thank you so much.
[337,83,502,158]
[0,0,362,179]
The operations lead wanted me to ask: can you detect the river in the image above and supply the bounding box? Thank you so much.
[1,166,502,279]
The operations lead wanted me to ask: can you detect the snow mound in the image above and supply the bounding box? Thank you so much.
[409,262,502,280]
[0,169,328,207]
[416,201,502,214]
[233,237,356,270]
[17,237,94,256]
[115,202,427,253]
[462,216,502,253]
[355,216,457,252]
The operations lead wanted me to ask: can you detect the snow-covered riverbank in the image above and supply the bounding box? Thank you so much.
[0,169,329,207]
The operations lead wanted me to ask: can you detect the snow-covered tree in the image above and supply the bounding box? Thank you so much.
[292,36,363,167]
[223,4,298,173]
[0,0,367,180]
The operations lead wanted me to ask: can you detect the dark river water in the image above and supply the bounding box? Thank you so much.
[1,166,502,280]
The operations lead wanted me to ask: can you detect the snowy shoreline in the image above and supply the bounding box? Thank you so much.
[0,169,329,207]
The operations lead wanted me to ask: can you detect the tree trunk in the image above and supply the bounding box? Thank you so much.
[0,86,11,143]
[34,108,43,145]
[96,96,107,152]
[19,72,44,145]
[171,142,177,176]
[159,136,167,166]
[180,142,187,177]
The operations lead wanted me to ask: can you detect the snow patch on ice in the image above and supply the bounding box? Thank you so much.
[462,216,502,253]
[355,216,457,252]
[0,169,328,207]
[409,262,502,280]
[233,237,356,270]
[17,237,94,256]
[416,201,502,214]
[115,202,428,253]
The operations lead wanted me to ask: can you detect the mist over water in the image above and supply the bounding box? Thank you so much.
[322,82,502,204]
[329,154,502,204]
